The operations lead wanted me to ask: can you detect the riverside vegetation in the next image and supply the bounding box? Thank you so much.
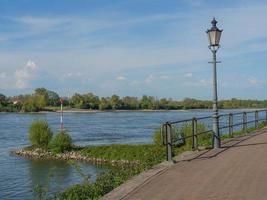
[1,87,267,112]
[14,119,267,199]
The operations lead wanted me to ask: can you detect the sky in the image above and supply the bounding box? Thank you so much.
[0,0,267,100]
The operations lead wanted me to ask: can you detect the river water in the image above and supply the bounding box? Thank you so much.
[0,110,262,199]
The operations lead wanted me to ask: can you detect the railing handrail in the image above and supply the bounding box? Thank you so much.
[162,109,267,162]
[167,109,267,125]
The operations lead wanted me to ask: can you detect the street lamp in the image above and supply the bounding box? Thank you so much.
[206,18,222,148]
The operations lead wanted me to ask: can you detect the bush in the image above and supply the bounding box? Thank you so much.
[28,120,53,148]
[153,122,210,148]
[172,122,210,148]
[56,183,96,200]
[153,126,181,146]
[56,168,139,200]
[50,131,72,153]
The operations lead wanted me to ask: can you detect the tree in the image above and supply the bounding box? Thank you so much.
[83,93,100,109]
[70,93,84,108]
[21,94,46,112]
[35,88,49,105]
[140,95,156,109]
[122,96,139,110]
[35,88,60,106]
[0,94,7,106]
[159,98,169,109]
[47,90,60,106]
[99,97,111,110]
[110,95,121,110]
[140,95,149,109]
[34,95,46,110]
[28,120,53,148]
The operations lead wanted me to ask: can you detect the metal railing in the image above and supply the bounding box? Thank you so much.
[162,109,267,162]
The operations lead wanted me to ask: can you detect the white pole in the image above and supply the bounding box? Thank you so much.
[60,98,64,132]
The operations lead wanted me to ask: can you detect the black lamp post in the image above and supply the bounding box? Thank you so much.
[206,18,223,148]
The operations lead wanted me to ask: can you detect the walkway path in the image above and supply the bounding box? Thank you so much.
[105,127,267,200]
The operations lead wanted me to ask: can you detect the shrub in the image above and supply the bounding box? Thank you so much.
[56,183,96,200]
[28,120,53,148]
[56,168,139,200]
[153,126,181,146]
[153,122,210,148]
[50,131,72,153]
[172,122,210,148]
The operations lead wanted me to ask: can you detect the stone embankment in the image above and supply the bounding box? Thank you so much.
[12,148,139,167]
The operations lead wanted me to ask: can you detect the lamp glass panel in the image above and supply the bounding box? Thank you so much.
[209,31,216,46]
[215,31,221,45]
[207,32,212,46]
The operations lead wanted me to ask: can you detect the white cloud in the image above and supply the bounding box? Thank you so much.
[13,16,69,32]
[66,73,73,77]
[199,79,211,86]
[14,60,38,89]
[159,75,169,79]
[26,60,37,70]
[62,72,84,79]
[76,72,82,77]
[247,77,264,86]
[185,73,193,78]
[181,77,211,87]
[145,75,155,84]
[116,76,126,81]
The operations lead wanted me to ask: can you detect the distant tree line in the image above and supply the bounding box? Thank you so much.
[1,88,267,112]
[0,88,60,112]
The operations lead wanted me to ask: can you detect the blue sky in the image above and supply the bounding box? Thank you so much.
[0,0,266,100]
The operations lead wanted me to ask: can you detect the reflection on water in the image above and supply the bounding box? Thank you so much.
[28,160,72,197]
[27,159,107,198]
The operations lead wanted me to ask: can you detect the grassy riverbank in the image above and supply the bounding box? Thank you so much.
[17,144,167,199]
[79,144,165,166]
[53,144,167,199]
[18,144,165,167]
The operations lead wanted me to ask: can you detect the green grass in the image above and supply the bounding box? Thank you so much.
[79,144,165,167]
[221,121,267,140]
[55,168,140,200]
[55,145,166,199]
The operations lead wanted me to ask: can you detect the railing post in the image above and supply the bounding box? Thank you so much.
[161,125,165,146]
[192,118,198,151]
[243,112,247,132]
[255,111,259,128]
[229,113,233,138]
[165,122,173,162]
